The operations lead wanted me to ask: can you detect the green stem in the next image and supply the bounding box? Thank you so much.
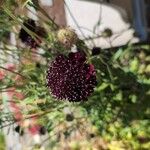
[3,6,48,44]
[31,1,59,30]
[0,66,27,79]
[99,55,114,81]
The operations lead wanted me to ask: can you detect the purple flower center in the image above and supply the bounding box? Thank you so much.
[46,52,97,102]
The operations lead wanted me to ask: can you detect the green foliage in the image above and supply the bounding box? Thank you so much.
[0,133,6,150]
[0,2,150,149]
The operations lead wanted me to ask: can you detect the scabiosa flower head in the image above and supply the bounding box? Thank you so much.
[46,52,97,102]
[19,19,46,48]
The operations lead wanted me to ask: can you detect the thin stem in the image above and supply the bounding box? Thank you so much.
[84,34,103,41]
[30,2,59,30]
[63,0,94,47]
[0,109,53,129]
[98,55,114,81]
[3,6,46,44]
[1,42,46,57]
[0,66,27,79]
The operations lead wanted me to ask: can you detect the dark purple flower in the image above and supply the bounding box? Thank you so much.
[92,47,101,56]
[39,126,47,135]
[19,19,46,48]
[46,52,97,102]
[14,125,24,136]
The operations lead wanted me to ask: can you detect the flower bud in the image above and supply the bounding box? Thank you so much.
[102,28,113,38]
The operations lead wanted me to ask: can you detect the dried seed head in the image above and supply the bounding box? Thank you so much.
[57,27,78,48]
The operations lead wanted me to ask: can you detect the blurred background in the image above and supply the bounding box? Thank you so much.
[37,0,150,47]
[0,0,150,150]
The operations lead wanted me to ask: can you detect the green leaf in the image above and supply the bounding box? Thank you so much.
[130,57,139,73]
[97,82,109,91]
[112,48,123,61]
